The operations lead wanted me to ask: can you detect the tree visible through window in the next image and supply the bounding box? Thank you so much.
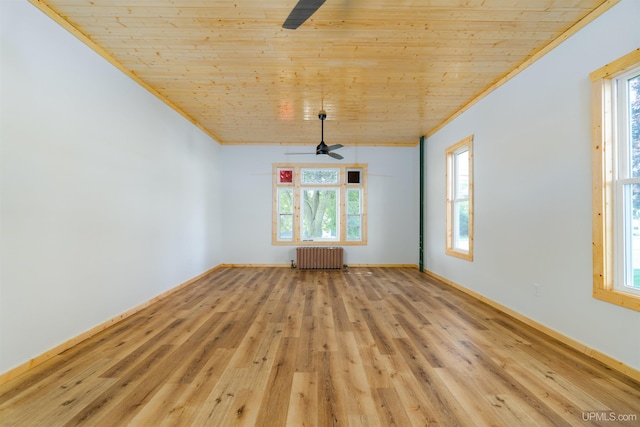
[301,189,337,240]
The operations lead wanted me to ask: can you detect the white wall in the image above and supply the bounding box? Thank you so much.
[424,0,640,371]
[0,1,223,373]
[221,144,420,266]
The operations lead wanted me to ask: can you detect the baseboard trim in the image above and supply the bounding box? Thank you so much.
[346,264,419,268]
[0,265,222,385]
[220,263,420,269]
[423,269,640,383]
[219,263,289,268]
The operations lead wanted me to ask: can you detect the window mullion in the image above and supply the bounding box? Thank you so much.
[293,167,300,243]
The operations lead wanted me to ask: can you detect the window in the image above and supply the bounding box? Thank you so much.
[273,164,367,245]
[446,135,474,260]
[615,67,640,297]
[591,48,640,311]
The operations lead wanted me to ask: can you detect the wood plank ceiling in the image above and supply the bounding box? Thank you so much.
[31,0,611,147]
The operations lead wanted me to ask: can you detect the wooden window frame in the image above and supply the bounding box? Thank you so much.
[591,48,640,311]
[445,135,474,261]
[272,163,368,246]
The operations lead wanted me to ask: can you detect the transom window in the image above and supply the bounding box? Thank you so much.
[273,164,367,245]
[446,135,474,261]
[591,49,640,311]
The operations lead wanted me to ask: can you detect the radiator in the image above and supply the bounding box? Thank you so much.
[296,247,344,270]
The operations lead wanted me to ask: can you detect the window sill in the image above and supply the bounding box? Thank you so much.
[445,248,473,261]
[593,287,640,312]
[273,241,367,246]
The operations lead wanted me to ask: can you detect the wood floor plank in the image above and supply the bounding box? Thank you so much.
[286,372,318,427]
[457,340,572,426]
[157,348,234,426]
[383,354,471,426]
[357,345,393,389]
[373,386,413,426]
[295,315,318,373]
[392,337,469,426]
[497,355,607,424]
[335,331,379,423]
[0,360,117,427]
[317,350,349,426]
[64,343,176,426]
[128,382,190,427]
[237,322,285,392]
[187,365,247,426]
[393,313,444,368]
[1,267,639,426]
[361,308,396,356]
[254,336,296,426]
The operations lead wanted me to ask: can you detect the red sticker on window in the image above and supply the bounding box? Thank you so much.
[280,169,293,183]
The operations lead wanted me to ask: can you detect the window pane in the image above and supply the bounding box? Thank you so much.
[347,216,361,240]
[347,189,361,214]
[278,188,293,214]
[279,214,293,240]
[624,183,640,289]
[629,74,640,178]
[279,169,293,183]
[278,188,293,241]
[301,189,338,240]
[455,150,469,198]
[301,168,339,184]
[453,200,469,251]
[347,170,361,184]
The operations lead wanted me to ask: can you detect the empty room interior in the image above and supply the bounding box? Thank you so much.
[2,0,640,425]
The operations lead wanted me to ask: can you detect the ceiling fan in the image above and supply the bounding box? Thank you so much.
[286,110,344,160]
[282,0,326,30]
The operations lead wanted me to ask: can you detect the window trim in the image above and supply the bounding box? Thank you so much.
[445,135,474,261]
[272,163,367,246]
[591,48,640,311]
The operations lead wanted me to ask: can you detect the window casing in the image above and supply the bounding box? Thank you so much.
[446,136,474,260]
[591,48,640,311]
[273,164,367,245]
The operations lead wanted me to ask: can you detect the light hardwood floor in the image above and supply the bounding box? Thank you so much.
[1,267,639,426]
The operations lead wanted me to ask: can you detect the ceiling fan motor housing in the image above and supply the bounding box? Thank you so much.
[317,109,327,154]
[316,141,329,155]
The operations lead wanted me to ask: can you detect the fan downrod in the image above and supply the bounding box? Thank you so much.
[316,110,328,154]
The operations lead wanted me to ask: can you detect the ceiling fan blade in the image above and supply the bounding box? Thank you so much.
[326,144,343,151]
[328,152,344,160]
[282,0,326,30]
